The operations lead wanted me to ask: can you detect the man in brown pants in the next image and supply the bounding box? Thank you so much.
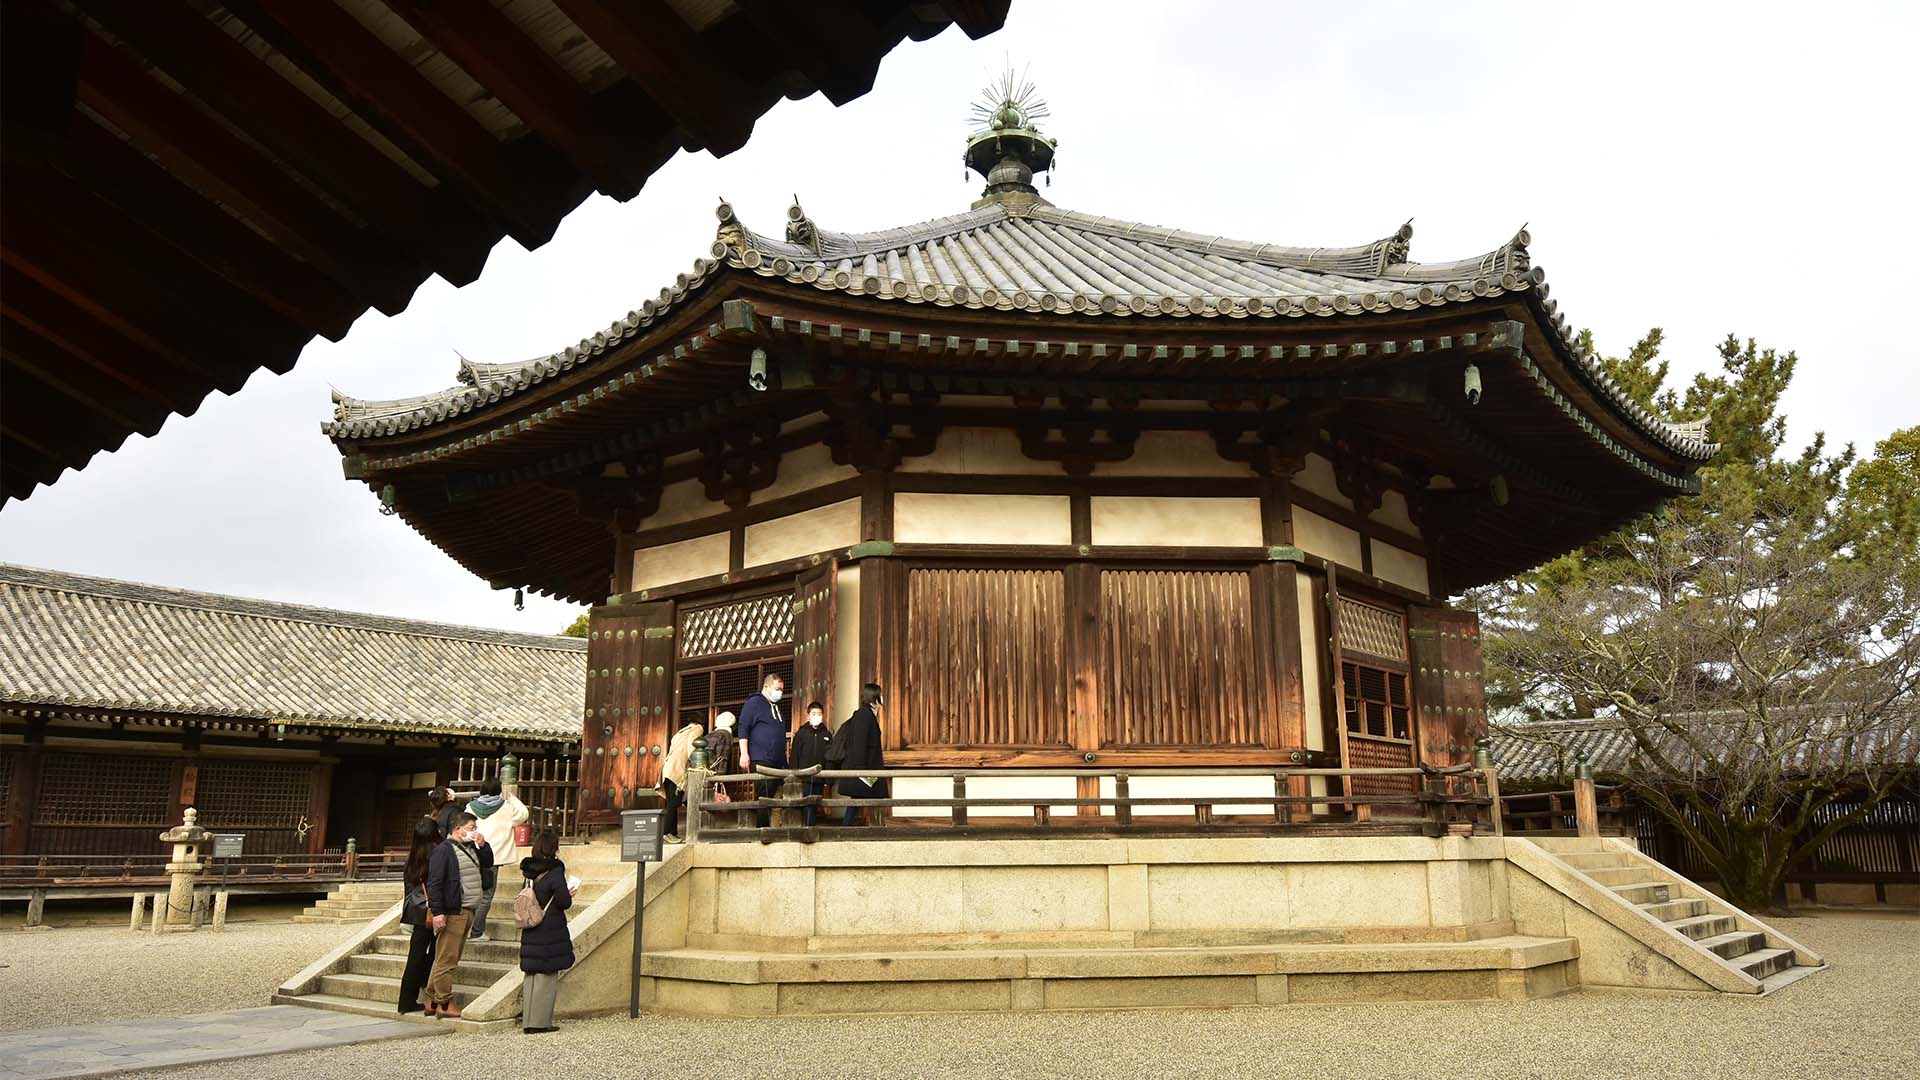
[424,810,492,1018]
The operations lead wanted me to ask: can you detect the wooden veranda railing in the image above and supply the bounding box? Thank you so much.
[1499,784,1630,837]
[0,849,405,891]
[453,753,581,838]
[687,764,1501,843]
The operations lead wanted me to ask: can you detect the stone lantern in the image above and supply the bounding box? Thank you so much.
[158,806,211,928]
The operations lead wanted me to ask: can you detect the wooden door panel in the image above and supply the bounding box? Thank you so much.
[1098,569,1260,749]
[580,601,672,825]
[1409,606,1486,769]
[792,562,837,725]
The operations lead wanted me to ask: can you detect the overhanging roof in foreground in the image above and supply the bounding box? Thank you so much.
[0,0,1007,503]
[0,564,585,741]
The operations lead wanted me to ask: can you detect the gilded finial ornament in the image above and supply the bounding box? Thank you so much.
[714,197,748,253]
[965,63,1057,211]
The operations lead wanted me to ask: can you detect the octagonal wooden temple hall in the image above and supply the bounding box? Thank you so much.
[281,85,1829,1020]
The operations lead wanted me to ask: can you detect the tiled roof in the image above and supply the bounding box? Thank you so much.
[0,564,585,741]
[1490,713,1920,783]
[323,199,1716,464]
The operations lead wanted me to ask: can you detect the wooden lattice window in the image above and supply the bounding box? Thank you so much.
[0,751,13,816]
[1343,662,1411,741]
[679,593,793,661]
[33,752,172,826]
[194,760,314,828]
[905,568,1068,748]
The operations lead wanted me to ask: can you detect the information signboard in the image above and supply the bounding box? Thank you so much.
[212,833,245,859]
[620,810,663,863]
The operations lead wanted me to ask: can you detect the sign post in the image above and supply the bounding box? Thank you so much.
[620,809,664,1019]
[211,833,245,860]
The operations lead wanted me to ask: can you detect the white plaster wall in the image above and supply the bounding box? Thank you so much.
[1089,496,1263,547]
[1370,489,1420,536]
[1370,541,1431,596]
[751,442,859,505]
[1096,774,1278,817]
[897,427,1060,475]
[631,532,728,592]
[1296,572,1324,753]
[1295,453,1351,510]
[742,498,860,568]
[1291,506,1363,569]
[1092,430,1254,477]
[890,775,1079,818]
[642,477,714,530]
[832,563,862,727]
[893,493,1072,545]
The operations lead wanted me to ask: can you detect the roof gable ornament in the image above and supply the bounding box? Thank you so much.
[965,66,1056,211]
[785,197,819,254]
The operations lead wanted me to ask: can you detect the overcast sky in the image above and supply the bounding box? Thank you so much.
[3,1,1914,633]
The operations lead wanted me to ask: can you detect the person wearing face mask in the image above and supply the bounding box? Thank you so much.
[736,672,788,830]
[789,700,833,827]
[831,683,887,827]
[423,811,492,1018]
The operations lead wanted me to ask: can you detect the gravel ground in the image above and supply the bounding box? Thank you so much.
[0,907,359,1031]
[6,916,1916,1079]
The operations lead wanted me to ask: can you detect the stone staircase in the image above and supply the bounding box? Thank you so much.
[1521,838,1823,993]
[276,841,633,1022]
[290,882,403,925]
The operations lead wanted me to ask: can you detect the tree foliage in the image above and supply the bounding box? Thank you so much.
[1472,331,1919,912]
[559,612,590,638]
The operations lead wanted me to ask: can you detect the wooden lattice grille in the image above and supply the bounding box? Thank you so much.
[1339,597,1407,662]
[195,760,313,828]
[0,750,13,817]
[679,593,793,661]
[677,656,796,729]
[33,752,172,826]
[1101,570,1260,748]
[905,568,1069,748]
[1346,735,1417,795]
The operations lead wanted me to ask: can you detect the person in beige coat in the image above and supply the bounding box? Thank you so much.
[464,775,527,942]
[660,720,704,843]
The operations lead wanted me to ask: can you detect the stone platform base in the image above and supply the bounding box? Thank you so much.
[641,936,1579,1015]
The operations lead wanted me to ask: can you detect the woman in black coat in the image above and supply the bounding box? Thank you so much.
[834,683,887,826]
[517,829,576,1033]
[396,816,440,1013]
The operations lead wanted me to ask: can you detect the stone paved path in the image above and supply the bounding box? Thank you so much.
[0,1005,442,1080]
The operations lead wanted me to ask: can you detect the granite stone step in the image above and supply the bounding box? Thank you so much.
[1581,866,1648,887]
[1665,914,1736,941]
[1697,930,1765,960]
[1557,852,1634,871]
[369,933,521,966]
[1736,948,1795,981]
[1611,882,1671,905]
[1639,898,1708,921]
[317,971,490,1005]
[348,951,514,984]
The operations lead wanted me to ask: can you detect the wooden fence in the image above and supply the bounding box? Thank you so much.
[453,753,581,838]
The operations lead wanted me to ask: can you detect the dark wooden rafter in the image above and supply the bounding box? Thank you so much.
[383,0,670,201]
[547,0,761,156]
[699,421,784,510]
[82,0,495,285]
[228,0,587,249]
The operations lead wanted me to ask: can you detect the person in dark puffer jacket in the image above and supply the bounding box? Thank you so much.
[517,828,576,1033]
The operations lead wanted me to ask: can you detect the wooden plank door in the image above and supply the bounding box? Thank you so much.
[1409,606,1487,769]
[791,562,837,725]
[580,601,673,826]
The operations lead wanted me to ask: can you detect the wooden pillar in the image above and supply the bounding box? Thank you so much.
[1573,777,1600,838]
[4,720,47,856]
[306,761,333,855]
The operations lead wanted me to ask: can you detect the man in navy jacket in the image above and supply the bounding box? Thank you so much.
[423,811,492,1017]
[736,672,788,829]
